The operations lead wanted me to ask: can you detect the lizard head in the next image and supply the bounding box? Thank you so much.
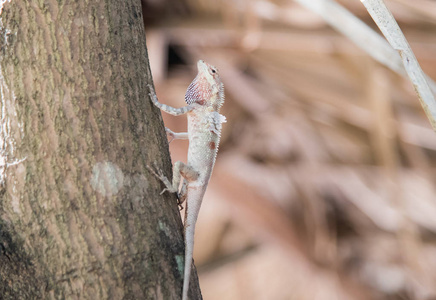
[185,60,224,110]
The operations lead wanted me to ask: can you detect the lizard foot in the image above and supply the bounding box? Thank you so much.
[165,128,176,144]
[146,164,178,194]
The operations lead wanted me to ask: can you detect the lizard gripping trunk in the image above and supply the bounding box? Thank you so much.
[148,60,225,300]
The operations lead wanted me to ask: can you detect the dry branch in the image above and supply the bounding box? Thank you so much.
[361,0,436,130]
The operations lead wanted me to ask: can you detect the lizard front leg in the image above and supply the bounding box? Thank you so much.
[165,128,188,143]
[149,84,195,116]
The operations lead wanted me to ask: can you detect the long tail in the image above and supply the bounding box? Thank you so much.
[182,220,195,300]
[182,187,205,300]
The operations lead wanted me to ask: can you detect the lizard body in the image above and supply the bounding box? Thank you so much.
[148,60,225,300]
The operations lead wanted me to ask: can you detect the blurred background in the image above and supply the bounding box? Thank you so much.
[142,0,436,299]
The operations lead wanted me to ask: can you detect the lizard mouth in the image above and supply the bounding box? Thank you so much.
[197,60,207,72]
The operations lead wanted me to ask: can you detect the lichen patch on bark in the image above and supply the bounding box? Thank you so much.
[90,161,124,197]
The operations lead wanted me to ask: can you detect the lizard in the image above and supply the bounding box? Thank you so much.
[147,60,226,300]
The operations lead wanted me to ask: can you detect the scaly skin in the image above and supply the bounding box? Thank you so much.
[148,60,225,300]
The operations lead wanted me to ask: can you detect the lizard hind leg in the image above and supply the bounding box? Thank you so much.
[172,161,199,195]
[146,164,175,195]
[147,162,199,196]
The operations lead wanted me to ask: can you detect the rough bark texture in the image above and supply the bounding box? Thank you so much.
[0,0,201,299]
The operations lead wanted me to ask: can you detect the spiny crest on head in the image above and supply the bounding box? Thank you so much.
[185,60,223,107]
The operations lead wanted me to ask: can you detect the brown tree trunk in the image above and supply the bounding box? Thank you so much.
[0,0,201,299]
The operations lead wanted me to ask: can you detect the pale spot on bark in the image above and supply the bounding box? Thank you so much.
[9,162,25,215]
[175,254,185,277]
[10,187,21,215]
[158,220,171,238]
[90,161,124,196]
[1,53,26,188]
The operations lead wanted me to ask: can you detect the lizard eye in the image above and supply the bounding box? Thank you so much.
[210,68,216,74]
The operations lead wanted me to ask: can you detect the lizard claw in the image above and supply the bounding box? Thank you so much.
[147,164,178,195]
[165,128,176,144]
[146,164,162,180]
[149,163,168,179]
[147,164,167,186]
[177,197,184,210]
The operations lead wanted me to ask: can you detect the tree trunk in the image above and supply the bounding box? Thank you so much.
[0,0,201,299]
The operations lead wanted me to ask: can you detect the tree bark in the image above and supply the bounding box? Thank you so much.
[0,0,201,299]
